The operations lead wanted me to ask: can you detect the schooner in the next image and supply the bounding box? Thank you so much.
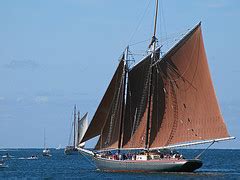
[79,0,234,172]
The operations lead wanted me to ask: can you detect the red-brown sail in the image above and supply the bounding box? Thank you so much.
[149,23,230,148]
[95,77,124,150]
[81,60,125,143]
[122,56,151,148]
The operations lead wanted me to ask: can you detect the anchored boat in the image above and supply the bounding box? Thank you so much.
[42,129,51,157]
[0,159,8,168]
[79,0,234,172]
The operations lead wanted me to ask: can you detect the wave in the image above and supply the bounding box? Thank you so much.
[18,157,38,160]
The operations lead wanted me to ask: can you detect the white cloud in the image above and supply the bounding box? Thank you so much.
[4,60,39,69]
[207,0,227,9]
[208,3,225,8]
[34,96,49,104]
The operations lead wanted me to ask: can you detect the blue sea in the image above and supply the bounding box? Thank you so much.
[0,149,239,179]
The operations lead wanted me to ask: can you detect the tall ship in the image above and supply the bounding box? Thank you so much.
[65,105,88,155]
[79,0,234,172]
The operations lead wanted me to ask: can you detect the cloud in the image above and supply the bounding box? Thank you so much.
[205,0,228,9]
[0,114,15,120]
[34,96,49,104]
[207,3,225,8]
[4,60,40,69]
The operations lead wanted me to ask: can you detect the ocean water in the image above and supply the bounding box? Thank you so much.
[0,149,239,179]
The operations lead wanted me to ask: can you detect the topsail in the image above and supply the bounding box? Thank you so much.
[81,59,125,150]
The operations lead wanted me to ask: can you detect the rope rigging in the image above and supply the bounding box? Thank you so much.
[128,0,152,44]
[105,70,125,146]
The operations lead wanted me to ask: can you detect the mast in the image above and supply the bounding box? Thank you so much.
[145,0,159,150]
[77,110,80,146]
[153,0,158,45]
[73,105,77,148]
[117,46,129,153]
[44,128,46,149]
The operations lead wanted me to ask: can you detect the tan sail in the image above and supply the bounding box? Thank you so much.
[150,23,229,148]
[81,59,125,144]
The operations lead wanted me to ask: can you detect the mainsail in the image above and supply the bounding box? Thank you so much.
[77,112,88,147]
[80,23,231,151]
[123,23,229,149]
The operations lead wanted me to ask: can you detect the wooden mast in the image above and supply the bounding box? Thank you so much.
[117,46,129,153]
[145,0,159,150]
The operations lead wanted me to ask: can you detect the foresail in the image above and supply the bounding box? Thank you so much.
[77,112,88,146]
[95,80,124,150]
[149,23,230,148]
[81,60,125,144]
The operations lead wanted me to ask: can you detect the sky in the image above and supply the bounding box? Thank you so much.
[0,0,239,149]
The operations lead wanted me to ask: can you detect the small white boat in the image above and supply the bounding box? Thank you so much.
[56,144,61,150]
[2,153,14,159]
[0,160,8,168]
[42,129,52,157]
[43,148,51,157]
[27,155,38,160]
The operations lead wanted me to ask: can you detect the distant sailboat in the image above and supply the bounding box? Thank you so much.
[2,153,14,159]
[42,129,51,157]
[0,159,8,168]
[64,105,88,155]
[56,144,61,150]
[79,0,235,172]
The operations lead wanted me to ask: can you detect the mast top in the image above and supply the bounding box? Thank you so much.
[149,0,159,50]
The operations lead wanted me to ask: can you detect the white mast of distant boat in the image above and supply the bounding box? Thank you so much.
[42,129,51,156]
